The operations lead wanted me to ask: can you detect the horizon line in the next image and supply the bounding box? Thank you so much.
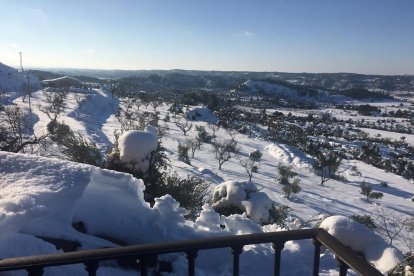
[2,62,413,77]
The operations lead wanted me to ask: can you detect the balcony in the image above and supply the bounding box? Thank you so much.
[0,228,382,276]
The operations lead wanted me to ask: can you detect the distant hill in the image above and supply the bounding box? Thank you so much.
[21,67,414,92]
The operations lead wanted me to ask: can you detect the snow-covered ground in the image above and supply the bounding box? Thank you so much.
[1,86,413,275]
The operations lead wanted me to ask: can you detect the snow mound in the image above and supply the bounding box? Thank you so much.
[197,167,224,183]
[186,106,219,124]
[211,181,275,225]
[0,151,91,234]
[320,215,403,274]
[0,62,40,92]
[0,152,373,275]
[118,129,158,173]
[265,143,313,168]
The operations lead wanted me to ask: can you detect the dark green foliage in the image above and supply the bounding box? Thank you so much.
[152,173,210,218]
[266,204,290,227]
[339,88,392,100]
[313,150,342,185]
[350,214,377,229]
[178,143,191,165]
[360,182,372,200]
[380,181,389,188]
[277,164,296,185]
[213,205,244,217]
[195,125,211,143]
[49,121,101,166]
[360,182,383,202]
[282,178,301,199]
[249,150,262,161]
[105,135,208,215]
[277,165,301,199]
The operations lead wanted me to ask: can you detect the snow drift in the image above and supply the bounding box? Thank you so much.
[320,215,403,274]
[0,151,391,275]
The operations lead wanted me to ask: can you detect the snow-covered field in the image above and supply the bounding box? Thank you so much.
[0,86,413,275]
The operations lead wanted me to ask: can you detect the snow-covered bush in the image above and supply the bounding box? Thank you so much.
[152,173,210,219]
[320,215,403,274]
[211,181,287,226]
[118,128,158,173]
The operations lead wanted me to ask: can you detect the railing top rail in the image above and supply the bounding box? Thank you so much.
[316,229,383,276]
[0,228,383,275]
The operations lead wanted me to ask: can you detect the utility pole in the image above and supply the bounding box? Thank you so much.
[27,73,32,114]
[110,79,113,98]
[19,52,24,72]
[19,52,31,113]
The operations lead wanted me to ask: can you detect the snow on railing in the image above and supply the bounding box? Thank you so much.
[0,228,382,276]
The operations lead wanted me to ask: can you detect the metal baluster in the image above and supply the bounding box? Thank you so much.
[138,256,148,276]
[312,239,321,276]
[186,250,198,276]
[231,245,244,276]
[84,261,99,276]
[337,258,348,276]
[272,241,285,276]
[27,266,44,276]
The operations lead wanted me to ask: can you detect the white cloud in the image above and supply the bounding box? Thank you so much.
[243,30,254,37]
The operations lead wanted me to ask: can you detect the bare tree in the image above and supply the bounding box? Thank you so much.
[213,138,239,170]
[133,98,141,110]
[240,158,259,182]
[226,128,237,141]
[115,98,142,131]
[375,208,411,246]
[186,138,201,158]
[175,119,193,136]
[208,124,219,138]
[39,91,67,122]
[150,99,161,112]
[0,104,47,153]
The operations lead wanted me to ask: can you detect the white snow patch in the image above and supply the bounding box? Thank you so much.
[212,181,275,225]
[265,143,313,168]
[320,215,403,274]
[186,106,219,124]
[118,129,158,173]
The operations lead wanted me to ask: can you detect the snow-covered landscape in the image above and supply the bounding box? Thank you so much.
[0,60,413,275]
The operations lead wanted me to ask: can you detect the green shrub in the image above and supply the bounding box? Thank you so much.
[178,143,191,165]
[153,173,210,218]
[350,214,377,229]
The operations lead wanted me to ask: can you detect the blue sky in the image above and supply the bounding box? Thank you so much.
[0,0,413,74]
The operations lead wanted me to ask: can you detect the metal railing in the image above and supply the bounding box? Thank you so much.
[0,228,382,276]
